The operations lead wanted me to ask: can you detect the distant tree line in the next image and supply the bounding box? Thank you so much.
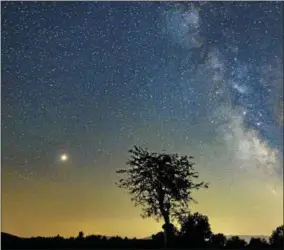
[2,224,284,249]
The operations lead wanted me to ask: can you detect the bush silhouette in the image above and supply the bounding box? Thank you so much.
[225,236,247,249]
[77,231,84,239]
[248,237,269,248]
[269,225,284,248]
[210,233,227,248]
[179,212,212,247]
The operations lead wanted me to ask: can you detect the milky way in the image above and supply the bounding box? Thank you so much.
[2,1,283,237]
[162,2,283,183]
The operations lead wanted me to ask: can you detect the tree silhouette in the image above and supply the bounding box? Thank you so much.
[77,231,84,239]
[116,146,208,248]
[225,236,247,249]
[248,237,268,248]
[210,233,227,248]
[269,225,284,248]
[179,212,212,247]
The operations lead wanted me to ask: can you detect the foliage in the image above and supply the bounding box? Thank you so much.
[225,236,247,249]
[269,225,284,248]
[116,146,209,223]
[210,233,227,248]
[179,212,212,245]
[248,237,269,248]
[77,231,84,239]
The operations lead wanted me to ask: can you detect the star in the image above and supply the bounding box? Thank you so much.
[60,154,68,162]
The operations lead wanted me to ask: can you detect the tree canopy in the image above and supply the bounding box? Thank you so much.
[116,146,209,224]
[179,212,212,243]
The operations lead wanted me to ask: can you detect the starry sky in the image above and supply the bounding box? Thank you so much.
[2,1,283,238]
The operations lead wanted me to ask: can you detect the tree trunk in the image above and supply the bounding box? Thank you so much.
[162,222,174,249]
[158,188,173,248]
[162,212,174,249]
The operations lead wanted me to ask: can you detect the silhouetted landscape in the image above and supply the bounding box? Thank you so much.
[2,226,283,249]
[2,147,284,249]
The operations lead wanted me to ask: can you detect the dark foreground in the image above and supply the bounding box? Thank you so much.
[2,232,283,250]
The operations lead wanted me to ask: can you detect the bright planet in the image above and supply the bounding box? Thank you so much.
[60,154,68,162]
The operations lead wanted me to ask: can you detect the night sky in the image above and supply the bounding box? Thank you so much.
[2,1,283,238]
